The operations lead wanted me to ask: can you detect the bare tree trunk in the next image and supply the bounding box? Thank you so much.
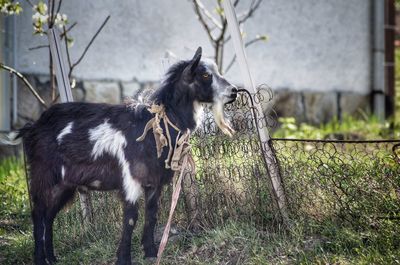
[218,41,224,73]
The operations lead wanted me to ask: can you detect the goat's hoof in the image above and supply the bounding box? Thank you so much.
[115,259,132,265]
[143,246,158,258]
[47,255,58,264]
[144,257,157,264]
[34,259,48,265]
[115,255,134,265]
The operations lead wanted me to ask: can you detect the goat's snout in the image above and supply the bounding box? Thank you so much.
[225,85,238,104]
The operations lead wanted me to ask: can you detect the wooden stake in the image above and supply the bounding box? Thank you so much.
[222,0,289,225]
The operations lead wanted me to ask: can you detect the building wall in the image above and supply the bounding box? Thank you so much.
[16,0,371,94]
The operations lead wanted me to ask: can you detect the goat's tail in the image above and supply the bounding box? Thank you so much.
[0,123,33,145]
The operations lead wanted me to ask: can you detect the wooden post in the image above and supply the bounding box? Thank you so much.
[48,27,93,224]
[222,0,289,225]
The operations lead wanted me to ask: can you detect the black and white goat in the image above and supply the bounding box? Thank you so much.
[16,47,237,265]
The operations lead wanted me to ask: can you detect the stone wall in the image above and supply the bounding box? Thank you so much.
[272,90,370,125]
[14,74,157,126]
[13,74,370,128]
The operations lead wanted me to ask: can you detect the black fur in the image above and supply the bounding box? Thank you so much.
[18,47,236,265]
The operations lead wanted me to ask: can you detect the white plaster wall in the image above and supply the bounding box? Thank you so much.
[16,0,371,94]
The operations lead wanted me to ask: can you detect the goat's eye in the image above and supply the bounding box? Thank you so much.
[202,73,210,79]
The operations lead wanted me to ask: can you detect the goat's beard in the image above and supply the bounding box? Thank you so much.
[212,101,235,137]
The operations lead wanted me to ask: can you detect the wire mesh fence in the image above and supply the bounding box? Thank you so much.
[272,139,400,228]
[53,87,400,246]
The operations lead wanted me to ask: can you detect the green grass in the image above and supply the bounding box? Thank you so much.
[162,220,400,265]
[0,218,33,265]
[0,157,29,218]
[273,115,394,140]
[1,217,399,264]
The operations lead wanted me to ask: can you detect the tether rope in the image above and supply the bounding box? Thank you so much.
[135,103,194,264]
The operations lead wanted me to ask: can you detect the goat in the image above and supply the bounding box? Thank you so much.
[16,47,237,265]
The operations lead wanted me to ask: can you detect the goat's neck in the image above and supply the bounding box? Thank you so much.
[165,101,197,132]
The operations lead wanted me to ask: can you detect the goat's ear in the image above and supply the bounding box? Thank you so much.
[183,47,202,81]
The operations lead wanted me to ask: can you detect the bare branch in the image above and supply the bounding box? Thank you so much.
[62,25,72,70]
[216,19,227,43]
[56,0,63,15]
[70,15,110,76]
[0,63,47,108]
[60,22,77,39]
[223,56,235,74]
[48,0,56,28]
[51,94,60,105]
[214,1,228,70]
[49,49,56,100]
[194,0,222,29]
[245,35,267,46]
[216,19,227,71]
[223,0,262,44]
[24,0,34,8]
[224,35,231,43]
[191,0,216,43]
[29,44,50,51]
[238,0,262,25]
[216,1,228,41]
[224,35,267,73]
[216,0,226,27]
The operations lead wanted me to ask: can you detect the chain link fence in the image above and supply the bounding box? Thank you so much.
[54,88,400,246]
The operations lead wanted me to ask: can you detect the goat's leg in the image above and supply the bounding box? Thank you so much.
[44,186,76,264]
[141,186,161,258]
[43,216,56,264]
[116,201,138,265]
[32,200,47,265]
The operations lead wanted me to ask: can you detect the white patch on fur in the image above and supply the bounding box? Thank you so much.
[193,100,204,127]
[90,180,101,188]
[57,122,73,144]
[129,218,134,226]
[42,222,46,242]
[89,120,142,203]
[61,166,65,180]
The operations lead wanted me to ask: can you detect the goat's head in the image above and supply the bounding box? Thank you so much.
[181,47,237,105]
[153,47,237,136]
[181,47,237,136]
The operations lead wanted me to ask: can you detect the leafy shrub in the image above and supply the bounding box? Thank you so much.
[0,157,29,217]
[273,115,395,140]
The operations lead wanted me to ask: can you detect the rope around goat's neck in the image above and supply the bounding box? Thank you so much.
[136,104,191,171]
